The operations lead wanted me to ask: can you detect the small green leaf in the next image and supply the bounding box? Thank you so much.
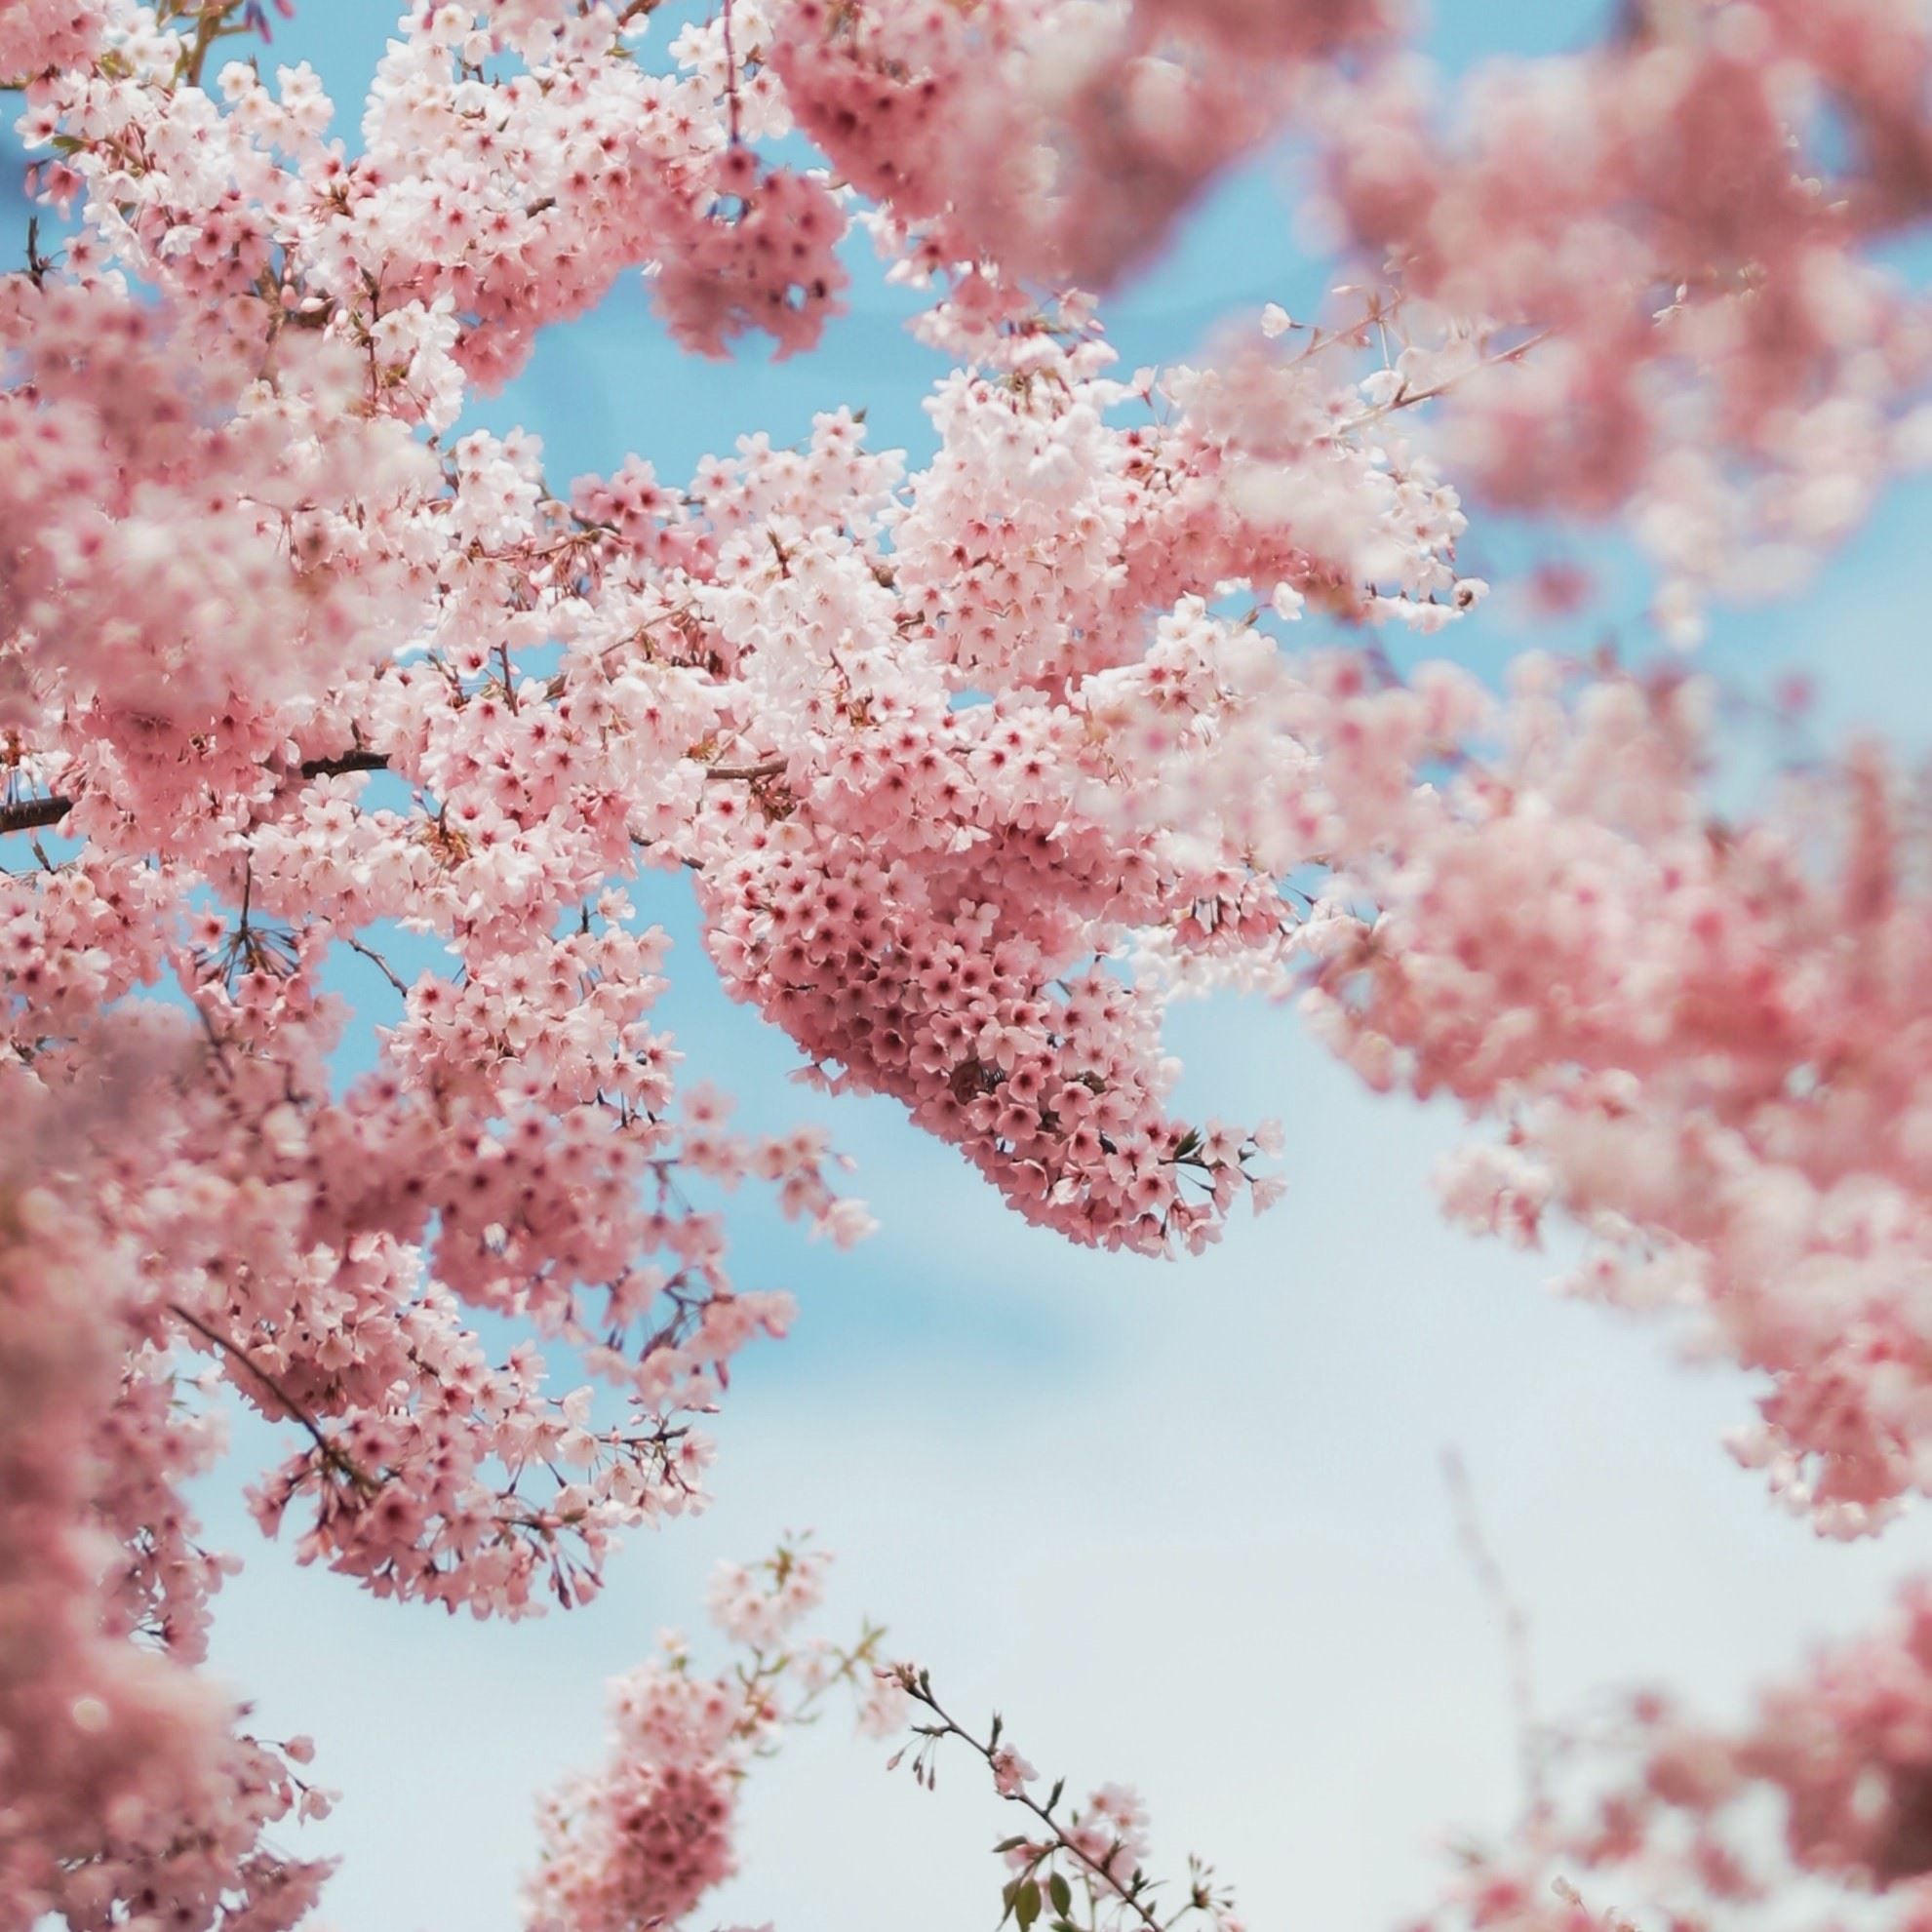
[1047,1873,1073,1916]
[1014,1880,1042,1930]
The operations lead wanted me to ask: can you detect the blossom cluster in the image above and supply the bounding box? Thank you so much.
[525,1542,889,1932]
[1082,615,1932,1532]
[0,0,104,82]
[1406,1576,1932,1932]
[1307,0,1932,622]
[0,1020,332,1932]
[769,0,1378,301]
[1292,664,1932,1536]
[8,0,1932,1925]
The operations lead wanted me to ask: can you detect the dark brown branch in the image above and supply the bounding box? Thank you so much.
[898,1672,1169,1932]
[341,933,410,997]
[168,1299,376,1495]
[0,747,394,841]
[299,748,390,780]
[0,746,775,843]
[0,794,73,836]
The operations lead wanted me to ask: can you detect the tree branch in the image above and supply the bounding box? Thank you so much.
[0,794,73,836]
[0,747,787,839]
[704,758,787,782]
[0,747,395,840]
[1443,1448,1547,1821]
[1337,326,1557,434]
[897,1671,1170,1932]
[299,748,390,780]
[168,1300,377,1496]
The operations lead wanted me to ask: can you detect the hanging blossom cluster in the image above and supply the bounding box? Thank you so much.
[7,0,1932,1928]
[769,0,1395,304]
[1079,606,1932,1534]
[767,0,1932,608]
[1305,0,1932,626]
[339,0,848,376]
[1290,667,1932,1538]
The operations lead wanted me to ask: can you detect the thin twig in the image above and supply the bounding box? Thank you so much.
[1442,1447,1547,1820]
[169,1300,376,1495]
[900,1673,1167,1932]
[1339,328,1557,434]
[341,934,410,997]
[720,0,742,142]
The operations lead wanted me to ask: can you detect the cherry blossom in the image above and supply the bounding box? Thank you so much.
[1392,1574,1932,1932]
[525,1542,885,1932]
[7,0,1932,1925]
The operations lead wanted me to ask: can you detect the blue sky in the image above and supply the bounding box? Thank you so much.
[29,0,1932,1926]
